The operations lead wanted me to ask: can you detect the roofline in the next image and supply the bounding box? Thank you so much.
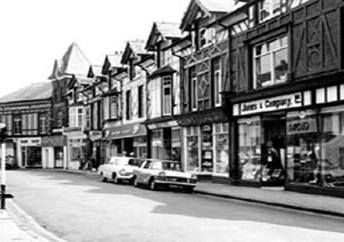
[0,97,52,106]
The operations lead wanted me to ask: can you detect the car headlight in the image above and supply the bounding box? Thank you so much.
[119,169,126,175]
[158,171,166,177]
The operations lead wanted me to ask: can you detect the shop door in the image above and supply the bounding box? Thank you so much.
[262,117,286,186]
[54,147,64,168]
[26,147,42,168]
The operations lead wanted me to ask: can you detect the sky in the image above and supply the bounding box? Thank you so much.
[0,0,190,97]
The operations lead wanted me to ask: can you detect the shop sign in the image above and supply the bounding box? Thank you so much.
[287,118,317,135]
[19,138,41,146]
[105,123,146,140]
[239,93,303,116]
[177,109,227,126]
[89,131,102,141]
[42,136,66,147]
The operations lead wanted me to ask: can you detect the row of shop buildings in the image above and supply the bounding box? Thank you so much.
[2,0,344,197]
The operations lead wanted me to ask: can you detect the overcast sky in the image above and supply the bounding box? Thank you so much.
[0,0,190,97]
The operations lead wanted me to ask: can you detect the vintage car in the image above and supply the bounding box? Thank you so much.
[98,156,142,184]
[133,159,197,192]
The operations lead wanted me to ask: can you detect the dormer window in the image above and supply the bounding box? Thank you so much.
[199,28,207,48]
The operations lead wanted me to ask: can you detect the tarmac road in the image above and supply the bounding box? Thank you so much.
[6,169,344,242]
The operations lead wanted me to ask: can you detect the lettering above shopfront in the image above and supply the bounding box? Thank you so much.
[19,138,41,146]
[287,117,317,135]
[238,93,303,116]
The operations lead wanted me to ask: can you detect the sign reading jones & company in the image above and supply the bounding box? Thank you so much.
[239,93,303,116]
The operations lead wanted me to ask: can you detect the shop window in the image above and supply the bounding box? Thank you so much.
[253,35,288,88]
[212,57,222,107]
[38,114,47,134]
[13,115,22,135]
[238,118,262,181]
[126,90,132,120]
[214,123,229,175]
[190,67,198,111]
[201,125,213,172]
[138,85,144,118]
[162,76,172,116]
[171,127,181,162]
[85,106,91,128]
[258,0,288,23]
[186,127,199,172]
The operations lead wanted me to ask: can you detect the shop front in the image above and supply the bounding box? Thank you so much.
[64,128,87,170]
[42,135,67,169]
[104,123,147,159]
[147,121,181,161]
[177,109,229,179]
[232,87,344,196]
[88,130,103,168]
[16,137,42,168]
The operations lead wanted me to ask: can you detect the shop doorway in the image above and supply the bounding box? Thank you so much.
[262,115,286,186]
[22,147,42,168]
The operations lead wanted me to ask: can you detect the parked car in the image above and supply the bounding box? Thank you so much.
[98,157,143,184]
[133,159,197,192]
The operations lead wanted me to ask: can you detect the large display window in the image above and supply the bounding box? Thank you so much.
[287,107,344,189]
[214,123,229,175]
[238,118,262,181]
[186,127,199,172]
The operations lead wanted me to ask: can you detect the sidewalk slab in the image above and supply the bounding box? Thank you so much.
[0,209,49,242]
[194,182,344,217]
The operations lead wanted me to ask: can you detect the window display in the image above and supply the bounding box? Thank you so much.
[286,108,344,189]
[186,127,199,172]
[201,125,213,172]
[214,123,229,175]
[238,118,262,181]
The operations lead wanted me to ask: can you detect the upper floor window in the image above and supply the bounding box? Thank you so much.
[69,107,83,128]
[162,76,172,116]
[190,67,198,111]
[13,115,22,135]
[57,111,64,128]
[258,0,288,23]
[212,57,222,107]
[253,35,288,89]
[126,90,132,120]
[110,95,119,119]
[138,85,144,118]
[85,106,91,129]
[39,114,47,134]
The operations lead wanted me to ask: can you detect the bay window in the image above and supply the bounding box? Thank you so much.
[253,35,288,88]
[162,76,172,116]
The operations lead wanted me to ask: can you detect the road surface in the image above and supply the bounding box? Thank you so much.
[6,170,344,242]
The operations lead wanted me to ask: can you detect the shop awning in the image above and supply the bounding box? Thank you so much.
[104,123,147,140]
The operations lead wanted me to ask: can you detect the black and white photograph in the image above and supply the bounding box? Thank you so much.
[1,0,344,241]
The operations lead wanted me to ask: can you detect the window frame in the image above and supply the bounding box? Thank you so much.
[38,114,47,134]
[253,35,289,89]
[13,115,22,135]
[212,57,222,107]
[126,90,132,120]
[138,85,144,118]
[162,75,172,116]
[190,67,198,111]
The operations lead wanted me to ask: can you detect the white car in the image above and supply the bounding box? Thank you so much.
[98,157,143,184]
[133,159,197,192]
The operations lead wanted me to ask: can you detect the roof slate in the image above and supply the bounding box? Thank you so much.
[155,22,183,39]
[0,82,52,103]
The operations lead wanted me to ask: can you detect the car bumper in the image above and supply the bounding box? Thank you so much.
[154,180,196,187]
[117,174,135,180]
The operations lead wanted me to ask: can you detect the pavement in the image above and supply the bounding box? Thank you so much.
[58,168,344,217]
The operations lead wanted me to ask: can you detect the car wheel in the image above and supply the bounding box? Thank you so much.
[149,178,158,191]
[184,186,194,193]
[112,173,120,184]
[100,172,107,182]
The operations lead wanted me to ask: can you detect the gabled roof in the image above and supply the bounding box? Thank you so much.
[49,42,91,80]
[87,65,102,78]
[146,22,184,50]
[102,52,123,75]
[0,82,52,103]
[121,40,147,64]
[180,0,244,31]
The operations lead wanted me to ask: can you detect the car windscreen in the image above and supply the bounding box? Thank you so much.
[152,162,182,171]
[128,159,143,166]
